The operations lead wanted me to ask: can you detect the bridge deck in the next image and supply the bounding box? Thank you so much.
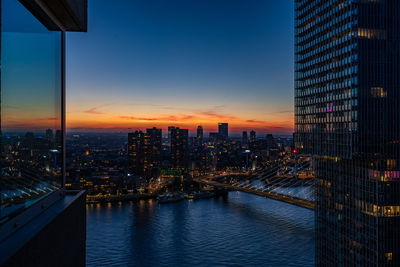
[196,179,315,210]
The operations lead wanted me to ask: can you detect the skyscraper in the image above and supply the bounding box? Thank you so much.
[197,125,203,146]
[128,131,146,176]
[295,0,400,265]
[146,127,162,176]
[170,127,189,168]
[128,128,162,178]
[249,130,256,143]
[168,126,176,149]
[218,123,228,141]
[242,131,248,146]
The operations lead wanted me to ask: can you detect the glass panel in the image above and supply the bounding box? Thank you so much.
[0,0,62,223]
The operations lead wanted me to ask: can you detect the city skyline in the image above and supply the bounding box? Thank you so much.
[1,123,290,139]
[3,1,400,266]
[65,0,294,134]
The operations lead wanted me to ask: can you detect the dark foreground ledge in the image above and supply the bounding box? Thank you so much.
[0,191,86,267]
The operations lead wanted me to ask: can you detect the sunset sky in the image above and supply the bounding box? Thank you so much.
[66,0,294,135]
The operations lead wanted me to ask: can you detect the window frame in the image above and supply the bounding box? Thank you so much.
[0,0,66,236]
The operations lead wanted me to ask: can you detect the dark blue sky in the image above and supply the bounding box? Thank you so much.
[66,0,294,134]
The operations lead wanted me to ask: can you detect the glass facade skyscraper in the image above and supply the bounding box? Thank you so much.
[295,0,400,265]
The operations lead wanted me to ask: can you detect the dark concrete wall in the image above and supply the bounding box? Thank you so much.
[3,192,86,267]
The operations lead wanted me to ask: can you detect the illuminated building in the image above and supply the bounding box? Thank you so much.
[170,127,189,168]
[128,131,146,176]
[146,127,162,176]
[128,128,162,178]
[294,0,400,265]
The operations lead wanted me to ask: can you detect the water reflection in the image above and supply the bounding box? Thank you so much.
[87,192,314,266]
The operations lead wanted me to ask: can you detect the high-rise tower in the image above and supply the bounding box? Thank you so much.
[249,130,256,143]
[295,0,400,265]
[128,128,162,178]
[170,127,189,168]
[168,126,176,150]
[128,131,147,176]
[242,131,248,146]
[197,125,203,146]
[218,123,228,141]
[146,127,162,176]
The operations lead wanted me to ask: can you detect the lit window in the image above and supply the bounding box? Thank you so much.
[385,252,393,261]
[371,87,387,98]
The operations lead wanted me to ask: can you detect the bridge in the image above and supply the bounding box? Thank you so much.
[194,155,315,210]
[196,179,315,210]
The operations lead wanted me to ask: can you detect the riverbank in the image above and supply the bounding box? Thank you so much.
[86,193,155,204]
[86,188,229,204]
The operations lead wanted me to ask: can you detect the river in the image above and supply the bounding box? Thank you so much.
[87,192,314,266]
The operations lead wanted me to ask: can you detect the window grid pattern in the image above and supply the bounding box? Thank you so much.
[295,0,400,266]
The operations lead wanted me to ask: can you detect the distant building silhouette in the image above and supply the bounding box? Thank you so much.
[249,130,256,143]
[242,131,248,146]
[168,126,175,149]
[146,127,162,176]
[128,128,162,178]
[265,134,276,149]
[197,125,203,146]
[218,123,228,141]
[170,127,189,168]
[45,128,54,141]
[128,131,146,176]
[209,132,219,144]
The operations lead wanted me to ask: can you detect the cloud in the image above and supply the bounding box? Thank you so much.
[119,115,179,121]
[35,117,60,122]
[245,119,265,124]
[119,116,158,121]
[68,107,294,134]
[119,112,235,123]
[196,111,236,120]
[118,111,282,128]
[83,107,105,115]
[182,115,194,120]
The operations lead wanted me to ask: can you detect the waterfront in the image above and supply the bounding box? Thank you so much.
[87,192,314,266]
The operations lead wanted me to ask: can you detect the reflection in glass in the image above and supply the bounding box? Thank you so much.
[0,0,62,223]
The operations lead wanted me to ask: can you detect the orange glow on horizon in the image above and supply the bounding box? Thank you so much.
[2,107,294,134]
[66,109,294,134]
